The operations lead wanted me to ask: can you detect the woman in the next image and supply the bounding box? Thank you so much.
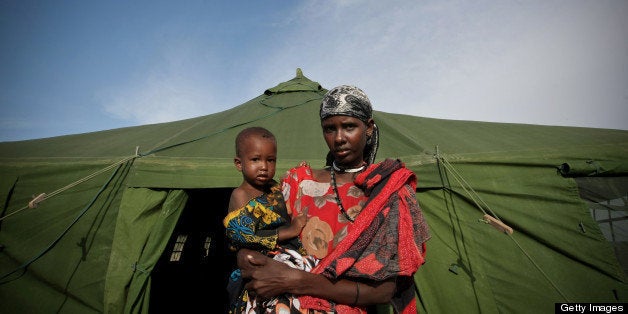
[236,85,430,313]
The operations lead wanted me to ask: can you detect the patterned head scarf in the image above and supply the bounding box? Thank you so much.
[320,85,380,166]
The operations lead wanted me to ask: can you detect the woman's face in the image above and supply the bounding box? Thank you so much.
[321,115,374,168]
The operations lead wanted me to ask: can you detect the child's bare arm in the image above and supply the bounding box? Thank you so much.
[228,188,249,212]
[277,214,307,241]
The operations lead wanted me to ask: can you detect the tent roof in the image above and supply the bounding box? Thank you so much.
[1,68,626,188]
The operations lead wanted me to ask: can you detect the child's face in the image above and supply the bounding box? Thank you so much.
[235,136,277,189]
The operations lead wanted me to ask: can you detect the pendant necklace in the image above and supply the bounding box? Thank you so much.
[330,162,366,223]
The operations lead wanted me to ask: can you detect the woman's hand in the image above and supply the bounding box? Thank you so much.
[237,248,303,298]
[236,248,398,306]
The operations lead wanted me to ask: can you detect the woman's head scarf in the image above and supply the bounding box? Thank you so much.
[320,85,380,166]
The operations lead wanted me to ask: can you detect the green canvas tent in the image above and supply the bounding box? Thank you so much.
[1,69,627,313]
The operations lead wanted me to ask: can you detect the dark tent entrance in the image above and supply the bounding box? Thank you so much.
[148,188,235,313]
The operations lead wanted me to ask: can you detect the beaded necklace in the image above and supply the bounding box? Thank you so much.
[329,162,366,222]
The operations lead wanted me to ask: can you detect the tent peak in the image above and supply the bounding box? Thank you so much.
[264,69,324,95]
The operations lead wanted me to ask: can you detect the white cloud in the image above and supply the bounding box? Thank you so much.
[97,0,628,131]
[254,0,628,129]
[101,37,219,125]
[103,75,209,125]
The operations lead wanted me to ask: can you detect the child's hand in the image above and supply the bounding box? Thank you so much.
[292,214,308,231]
[278,214,309,241]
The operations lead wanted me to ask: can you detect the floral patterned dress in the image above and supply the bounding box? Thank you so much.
[284,160,429,314]
[281,166,367,261]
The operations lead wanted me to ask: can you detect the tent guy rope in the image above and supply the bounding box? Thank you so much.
[435,148,512,234]
[0,154,139,222]
[0,160,130,283]
[435,148,571,302]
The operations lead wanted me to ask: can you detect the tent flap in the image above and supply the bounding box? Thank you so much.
[559,159,628,177]
[103,188,187,314]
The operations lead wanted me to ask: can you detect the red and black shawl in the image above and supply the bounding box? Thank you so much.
[299,158,430,313]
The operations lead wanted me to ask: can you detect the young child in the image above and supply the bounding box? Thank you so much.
[223,127,312,312]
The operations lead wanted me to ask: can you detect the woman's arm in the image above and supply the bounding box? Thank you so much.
[237,248,396,306]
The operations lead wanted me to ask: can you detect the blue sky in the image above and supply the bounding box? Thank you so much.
[1,0,627,142]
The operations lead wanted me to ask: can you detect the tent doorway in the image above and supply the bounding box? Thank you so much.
[149,188,235,313]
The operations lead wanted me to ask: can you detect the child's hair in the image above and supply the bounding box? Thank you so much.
[235,127,276,157]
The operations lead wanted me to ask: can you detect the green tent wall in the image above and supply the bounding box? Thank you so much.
[1,69,626,313]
